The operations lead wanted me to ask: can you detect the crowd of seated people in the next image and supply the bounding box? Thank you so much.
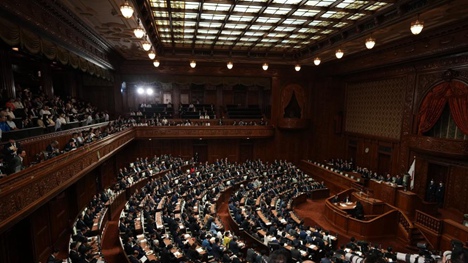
[228,162,332,262]
[125,115,267,127]
[320,159,408,187]
[0,117,135,177]
[60,154,468,263]
[119,158,287,263]
[69,189,114,263]
[0,89,109,137]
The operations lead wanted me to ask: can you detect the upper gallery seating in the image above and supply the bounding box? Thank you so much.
[226,105,263,119]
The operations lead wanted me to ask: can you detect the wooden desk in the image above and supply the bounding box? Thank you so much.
[136,234,158,262]
[368,180,403,206]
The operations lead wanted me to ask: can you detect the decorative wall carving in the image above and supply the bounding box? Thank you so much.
[134,126,274,139]
[407,135,468,157]
[0,130,134,233]
[346,77,407,139]
[0,0,114,79]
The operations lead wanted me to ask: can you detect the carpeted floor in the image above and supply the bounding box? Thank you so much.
[101,221,128,263]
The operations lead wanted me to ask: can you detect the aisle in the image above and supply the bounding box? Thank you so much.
[101,221,127,263]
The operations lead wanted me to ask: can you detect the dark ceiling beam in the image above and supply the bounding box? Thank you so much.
[150,4,376,15]
[229,0,275,54]
[191,1,204,52]
[165,0,176,52]
[209,0,239,53]
[246,0,307,54]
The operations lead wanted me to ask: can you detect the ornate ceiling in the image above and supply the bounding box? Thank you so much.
[37,0,468,67]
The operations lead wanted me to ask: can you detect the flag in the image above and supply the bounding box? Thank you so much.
[408,158,416,190]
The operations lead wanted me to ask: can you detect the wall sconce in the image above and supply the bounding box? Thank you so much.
[262,63,269,71]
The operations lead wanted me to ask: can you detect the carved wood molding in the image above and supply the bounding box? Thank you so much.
[134,126,275,139]
[0,0,113,70]
[0,129,134,234]
[277,118,310,130]
[406,135,468,157]
[328,22,468,76]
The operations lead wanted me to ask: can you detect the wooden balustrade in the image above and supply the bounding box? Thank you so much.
[324,199,399,240]
[134,125,275,139]
[415,210,442,234]
[0,129,135,233]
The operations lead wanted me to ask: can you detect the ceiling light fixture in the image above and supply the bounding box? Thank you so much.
[262,63,269,71]
[146,88,154,95]
[120,0,134,19]
[134,19,145,39]
[410,16,424,35]
[148,50,156,60]
[314,57,321,66]
[134,27,145,39]
[365,37,376,49]
[295,64,301,72]
[142,39,152,51]
[227,61,233,69]
[153,60,160,68]
[335,49,344,59]
[190,60,196,68]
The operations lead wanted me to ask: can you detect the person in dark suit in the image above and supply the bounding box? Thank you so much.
[229,237,241,255]
[8,148,26,174]
[128,250,141,263]
[290,246,302,262]
[47,248,62,263]
[69,242,82,263]
[212,238,225,259]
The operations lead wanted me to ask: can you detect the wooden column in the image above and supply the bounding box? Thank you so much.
[270,76,281,126]
[40,63,54,98]
[0,49,16,99]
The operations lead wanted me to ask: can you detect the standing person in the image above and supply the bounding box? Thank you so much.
[436,182,445,206]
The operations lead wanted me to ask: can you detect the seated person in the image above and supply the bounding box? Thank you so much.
[46,140,61,158]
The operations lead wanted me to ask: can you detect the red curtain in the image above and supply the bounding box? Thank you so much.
[448,81,468,134]
[418,81,468,135]
[418,83,450,134]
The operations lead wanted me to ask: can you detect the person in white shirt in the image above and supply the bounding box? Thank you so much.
[39,106,51,117]
[6,116,18,130]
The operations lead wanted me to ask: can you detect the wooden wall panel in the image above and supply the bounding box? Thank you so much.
[223,90,233,107]
[74,171,98,211]
[48,192,69,245]
[30,205,51,262]
[100,157,117,190]
[446,166,468,213]
[247,90,259,105]
[208,139,239,162]
[205,90,216,105]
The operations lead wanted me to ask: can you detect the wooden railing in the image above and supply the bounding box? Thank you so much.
[133,125,275,139]
[415,210,442,234]
[0,129,135,233]
[324,197,399,240]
